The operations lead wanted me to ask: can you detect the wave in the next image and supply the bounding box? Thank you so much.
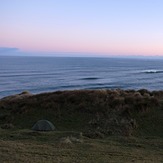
[0,72,63,78]
[80,77,100,80]
[142,70,163,74]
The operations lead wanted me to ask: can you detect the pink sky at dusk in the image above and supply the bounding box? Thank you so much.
[0,0,163,57]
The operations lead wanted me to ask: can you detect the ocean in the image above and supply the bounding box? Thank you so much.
[0,56,163,98]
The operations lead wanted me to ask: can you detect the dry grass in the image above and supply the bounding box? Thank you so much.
[0,89,161,137]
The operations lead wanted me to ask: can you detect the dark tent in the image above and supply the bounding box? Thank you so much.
[32,120,55,131]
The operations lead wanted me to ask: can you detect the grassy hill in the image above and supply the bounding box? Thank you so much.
[0,89,163,162]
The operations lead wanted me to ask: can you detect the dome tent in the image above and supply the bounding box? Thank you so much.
[32,120,55,131]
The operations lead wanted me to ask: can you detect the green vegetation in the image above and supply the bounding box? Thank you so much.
[0,89,163,162]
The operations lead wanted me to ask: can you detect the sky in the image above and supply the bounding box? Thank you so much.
[0,0,163,57]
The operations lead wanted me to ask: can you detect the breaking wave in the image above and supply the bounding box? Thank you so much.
[143,70,163,74]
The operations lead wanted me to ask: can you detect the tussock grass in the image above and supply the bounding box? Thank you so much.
[0,89,162,137]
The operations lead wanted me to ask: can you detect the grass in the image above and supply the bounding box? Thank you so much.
[0,129,162,163]
[0,89,163,162]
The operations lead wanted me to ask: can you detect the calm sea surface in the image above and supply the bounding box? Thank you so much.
[1,56,163,98]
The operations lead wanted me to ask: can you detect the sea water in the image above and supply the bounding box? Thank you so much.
[0,56,163,98]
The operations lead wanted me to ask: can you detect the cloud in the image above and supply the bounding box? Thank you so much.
[0,47,19,52]
[0,47,19,55]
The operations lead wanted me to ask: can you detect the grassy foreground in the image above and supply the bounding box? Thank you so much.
[0,89,163,162]
[0,130,162,163]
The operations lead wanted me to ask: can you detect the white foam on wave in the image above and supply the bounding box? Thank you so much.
[143,70,163,73]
